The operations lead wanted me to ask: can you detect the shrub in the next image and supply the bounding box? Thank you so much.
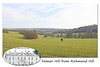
[19,31,25,35]
[3,29,8,33]
[24,31,38,39]
[44,35,47,37]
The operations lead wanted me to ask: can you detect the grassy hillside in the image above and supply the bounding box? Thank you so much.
[3,31,97,57]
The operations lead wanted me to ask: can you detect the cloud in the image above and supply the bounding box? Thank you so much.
[2,4,97,28]
[2,5,38,23]
[38,4,97,28]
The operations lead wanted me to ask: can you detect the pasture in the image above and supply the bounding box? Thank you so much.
[3,31,97,57]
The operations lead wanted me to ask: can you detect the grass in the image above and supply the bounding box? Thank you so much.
[3,31,97,57]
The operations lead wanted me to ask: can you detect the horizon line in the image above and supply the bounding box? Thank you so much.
[3,24,97,29]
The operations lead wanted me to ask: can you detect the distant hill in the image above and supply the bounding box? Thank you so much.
[3,24,97,33]
[52,24,97,34]
[4,28,65,33]
[28,28,65,33]
[72,24,97,33]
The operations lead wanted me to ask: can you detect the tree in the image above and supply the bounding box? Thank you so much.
[59,31,63,37]
[60,33,62,37]
[24,31,38,39]
[78,33,81,38]
[33,30,36,32]
[3,29,8,33]
[56,34,59,37]
[19,31,25,35]
[44,34,48,37]
[66,30,72,38]
[66,33,72,38]
[84,32,92,38]
[81,34,85,39]
[92,32,97,38]
[73,34,77,38]
[49,34,54,37]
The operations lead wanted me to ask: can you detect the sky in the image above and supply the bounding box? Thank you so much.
[2,3,97,29]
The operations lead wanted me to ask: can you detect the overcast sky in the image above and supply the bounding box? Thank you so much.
[2,3,97,29]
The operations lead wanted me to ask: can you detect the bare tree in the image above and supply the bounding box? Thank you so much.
[24,31,38,39]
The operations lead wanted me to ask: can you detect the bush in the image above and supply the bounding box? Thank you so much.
[3,29,8,33]
[44,35,47,37]
[19,31,25,35]
[24,31,38,39]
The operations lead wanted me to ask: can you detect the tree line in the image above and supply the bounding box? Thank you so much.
[52,24,97,34]
[3,24,97,39]
[3,29,38,39]
[44,32,97,38]
[45,24,97,38]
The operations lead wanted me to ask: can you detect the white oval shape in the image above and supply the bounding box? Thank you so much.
[3,47,41,66]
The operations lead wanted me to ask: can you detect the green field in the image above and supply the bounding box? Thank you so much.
[3,31,97,57]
